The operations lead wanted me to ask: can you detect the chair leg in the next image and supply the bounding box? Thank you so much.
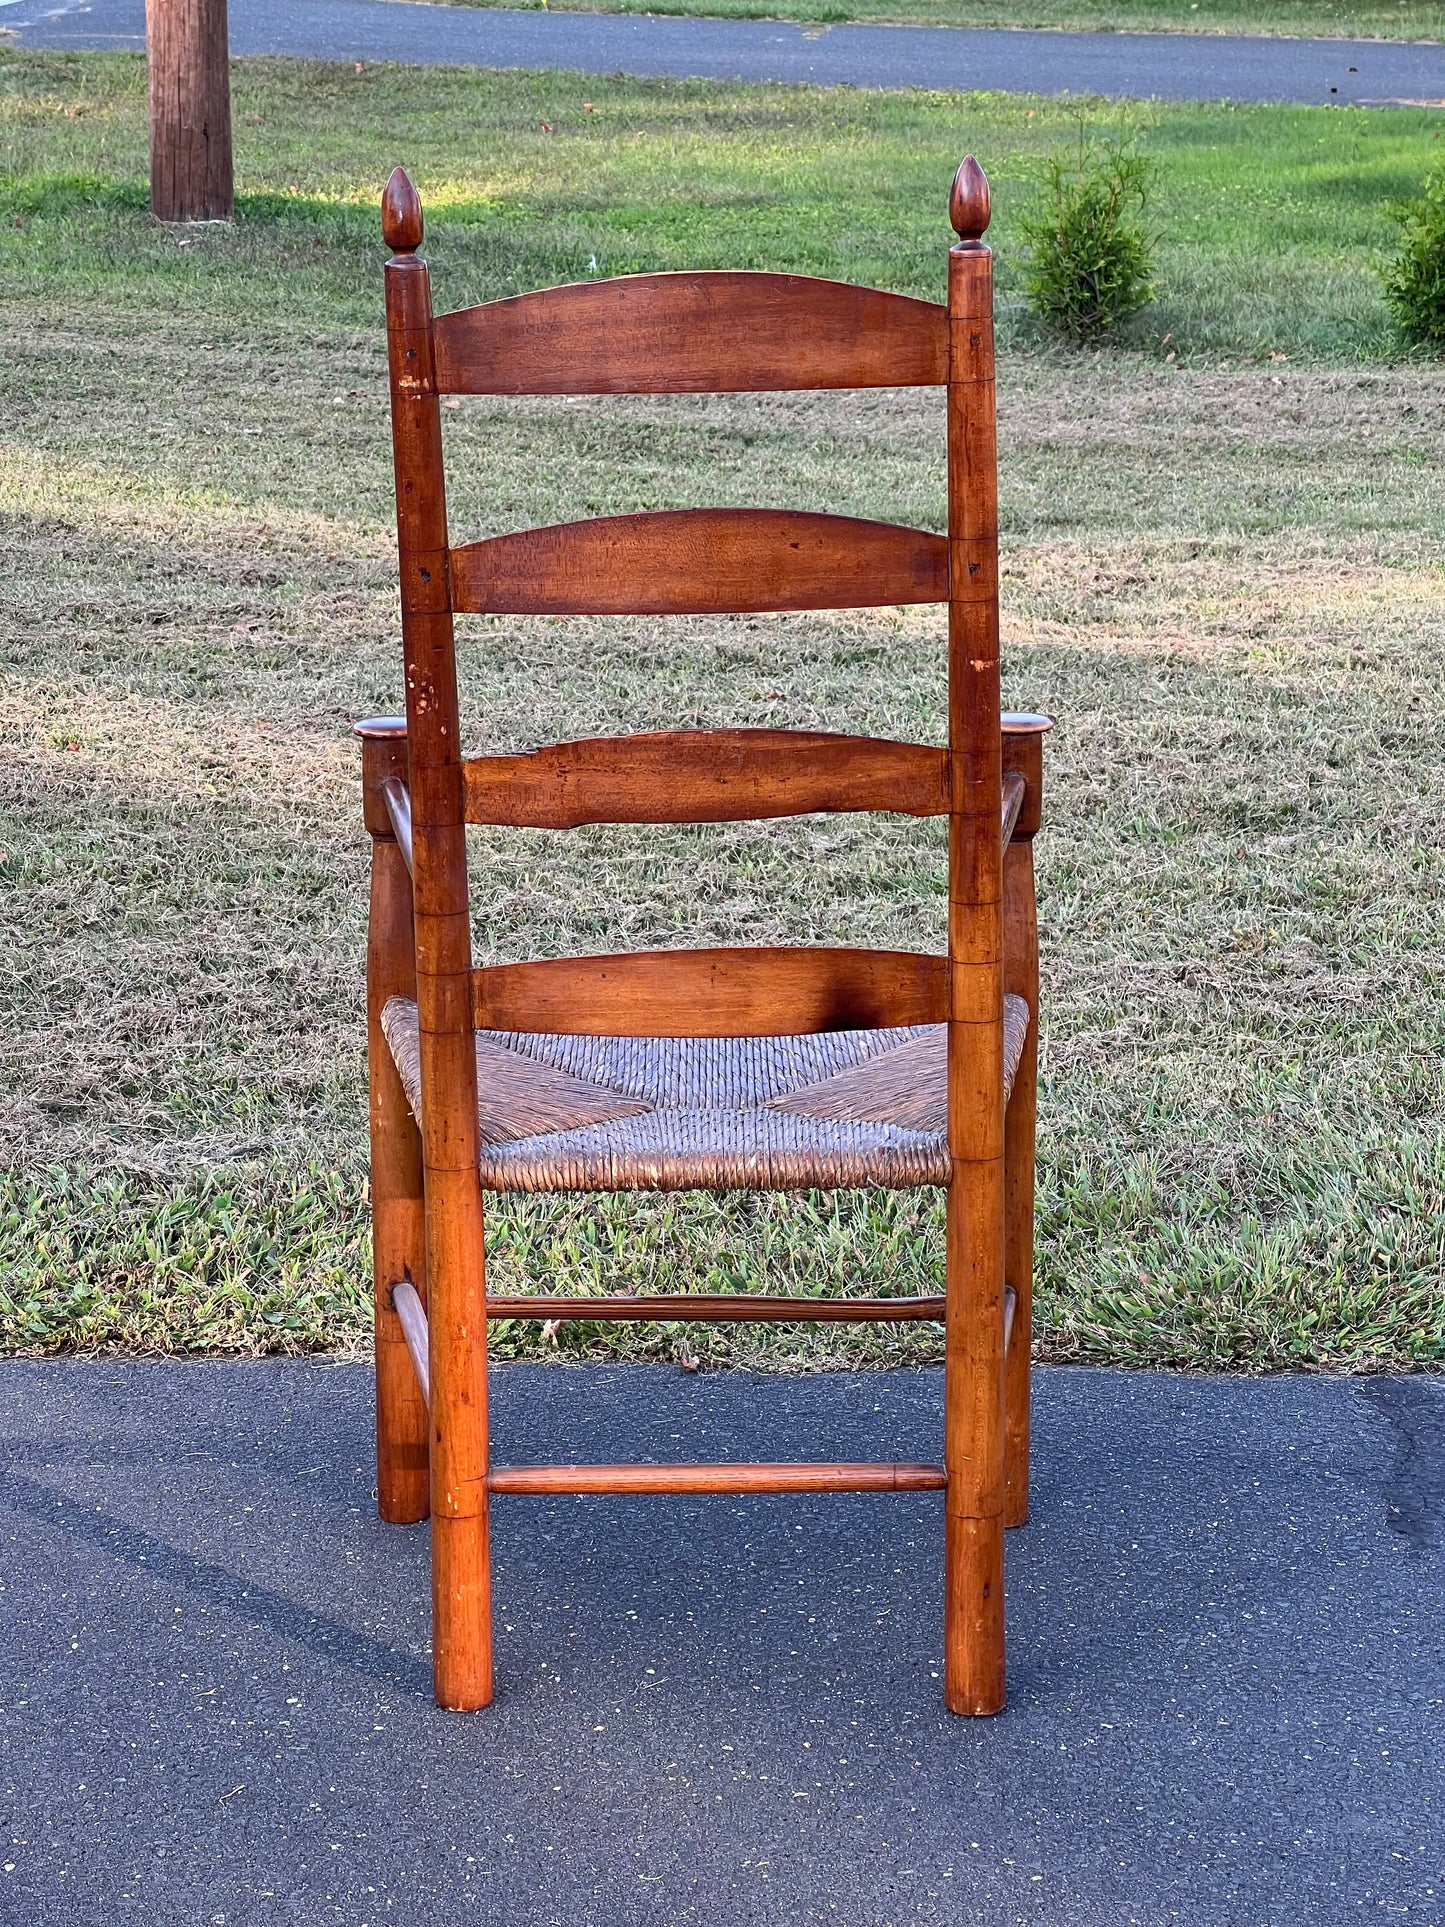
[371,1114,429,1525]
[1003,1071,1036,1530]
[1002,836,1039,1531]
[366,829,430,1525]
[943,1159,1007,1716]
[424,1145,494,1711]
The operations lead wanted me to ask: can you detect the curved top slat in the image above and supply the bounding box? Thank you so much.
[432,272,949,396]
[450,508,949,616]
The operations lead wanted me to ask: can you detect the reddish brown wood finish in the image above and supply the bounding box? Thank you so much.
[145,0,233,222]
[432,272,948,395]
[450,510,948,617]
[944,155,1008,1718]
[489,1463,948,1495]
[358,718,430,1525]
[463,731,1029,834]
[486,1293,948,1323]
[1001,714,1049,839]
[368,158,1044,1718]
[383,170,493,1712]
[472,946,948,1038]
[465,730,950,828]
[392,1277,431,1411]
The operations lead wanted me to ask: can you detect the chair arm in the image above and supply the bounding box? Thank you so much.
[1001,712,1052,841]
[355,716,410,837]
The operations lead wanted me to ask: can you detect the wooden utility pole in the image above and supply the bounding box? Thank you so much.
[146,0,234,223]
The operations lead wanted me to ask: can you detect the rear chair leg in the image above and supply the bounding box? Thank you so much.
[943,161,1009,1717]
[943,1159,1007,1717]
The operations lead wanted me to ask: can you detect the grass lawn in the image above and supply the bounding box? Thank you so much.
[438,0,1445,48]
[1,51,1442,1372]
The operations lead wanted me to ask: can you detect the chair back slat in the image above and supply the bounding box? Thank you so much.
[432,272,948,395]
[464,729,949,828]
[472,946,947,1037]
[450,508,948,617]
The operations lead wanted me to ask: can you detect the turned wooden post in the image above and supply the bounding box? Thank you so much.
[383,169,494,1711]
[145,0,234,223]
[1001,715,1049,1530]
[357,717,431,1525]
[943,157,1007,1717]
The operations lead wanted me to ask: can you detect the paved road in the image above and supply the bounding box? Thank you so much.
[2,1357,1439,1923]
[5,0,1443,105]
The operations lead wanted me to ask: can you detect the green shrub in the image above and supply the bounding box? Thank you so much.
[1020,132,1156,343]
[1382,157,1445,347]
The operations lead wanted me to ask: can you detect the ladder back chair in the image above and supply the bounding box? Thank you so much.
[357,159,1050,1715]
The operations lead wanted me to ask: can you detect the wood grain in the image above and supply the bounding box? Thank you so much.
[432,272,948,396]
[472,946,948,1038]
[449,509,949,616]
[488,1462,948,1495]
[145,0,233,222]
[943,159,1008,1719]
[464,730,949,828]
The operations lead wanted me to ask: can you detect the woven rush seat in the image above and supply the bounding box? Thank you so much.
[381,993,1030,1193]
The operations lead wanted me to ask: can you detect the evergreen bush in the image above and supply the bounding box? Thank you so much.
[1021,133,1156,343]
[1382,158,1445,348]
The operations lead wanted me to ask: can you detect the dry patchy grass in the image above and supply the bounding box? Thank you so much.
[0,52,1440,1369]
[2,308,1441,1369]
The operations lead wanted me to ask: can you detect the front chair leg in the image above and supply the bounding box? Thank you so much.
[1002,833,1039,1531]
[423,1108,494,1712]
[360,720,431,1525]
[1003,1074,1035,1530]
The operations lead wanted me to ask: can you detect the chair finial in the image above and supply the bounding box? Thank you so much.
[382,167,423,253]
[949,158,991,242]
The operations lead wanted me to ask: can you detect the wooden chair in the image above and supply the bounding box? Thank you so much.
[357,158,1050,1715]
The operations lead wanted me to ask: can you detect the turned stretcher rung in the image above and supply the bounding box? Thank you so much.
[485,1292,947,1323]
[391,1282,1018,1422]
[488,1461,948,1495]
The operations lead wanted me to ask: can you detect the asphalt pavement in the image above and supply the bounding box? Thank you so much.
[5,0,1444,106]
[1,1357,1440,1924]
